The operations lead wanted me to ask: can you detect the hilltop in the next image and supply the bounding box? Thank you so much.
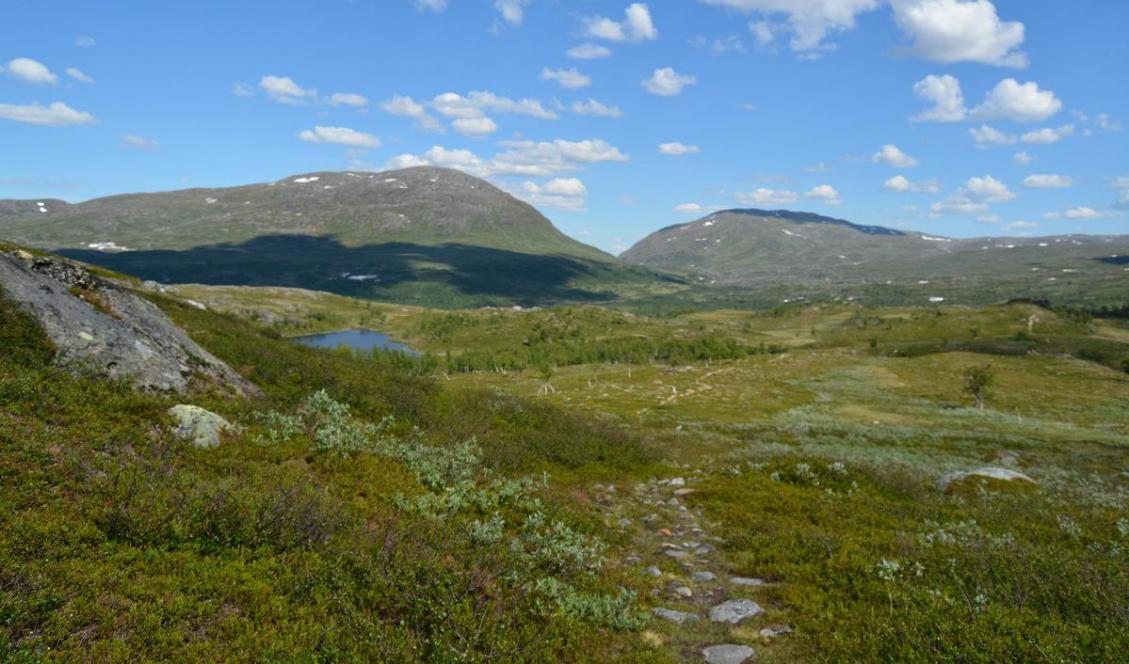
[621,209,1129,308]
[0,167,673,308]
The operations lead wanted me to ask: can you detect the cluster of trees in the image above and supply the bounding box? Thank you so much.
[362,334,781,376]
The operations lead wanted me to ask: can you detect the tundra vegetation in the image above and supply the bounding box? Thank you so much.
[3,280,1129,661]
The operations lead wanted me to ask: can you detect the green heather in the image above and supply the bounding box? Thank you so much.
[6,271,1128,661]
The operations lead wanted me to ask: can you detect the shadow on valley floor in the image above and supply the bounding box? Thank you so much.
[59,234,661,307]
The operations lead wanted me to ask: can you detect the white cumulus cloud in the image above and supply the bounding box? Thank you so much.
[659,142,700,156]
[883,175,939,193]
[969,124,1016,147]
[452,116,498,137]
[699,0,881,52]
[329,92,368,107]
[912,74,966,122]
[299,125,381,148]
[260,75,314,104]
[642,67,696,96]
[2,58,58,85]
[971,78,1061,123]
[0,101,96,126]
[735,188,798,205]
[65,67,94,84]
[872,144,919,168]
[891,0,1027,68]
[571,99,622,118]
[494,0,532,25]
[119,134,159,151]
[1022,174,1072,189]
[540,67,591,89]
[519,177,589,210]
[806,184,842,205]
[583,3,658,42]
[567,43,613,59]
[1021,124,1074,144]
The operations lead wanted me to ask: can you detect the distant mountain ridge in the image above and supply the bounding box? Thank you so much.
[621,208,1129,304]
[0,167,669,308]
[0,166,610,262]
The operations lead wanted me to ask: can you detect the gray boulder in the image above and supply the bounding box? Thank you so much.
[169,405,235,448]
[709,599,765,624]
[0,250,257,395]
[702,644,755,664]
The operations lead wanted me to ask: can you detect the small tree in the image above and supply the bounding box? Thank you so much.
[964,364,993,409]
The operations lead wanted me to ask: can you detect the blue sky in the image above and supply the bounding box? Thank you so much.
[1,0,1126,253]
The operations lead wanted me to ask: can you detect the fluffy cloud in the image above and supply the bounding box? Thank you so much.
[931,175,1015,216]
[540,67,591,89]
[806,184,842,205]
[493,139,629,175]
[872,144,918,168]
[380,95,444,132]
[494,0,532,25]
[969,124,1016,147]
[0,101,96,126]
[119,135,159,151]
[1043,206,1115,220]
[912,74,966,122]
[642,67,696,96]
[891,0,1027,68]
[658,142,700,156]
[699,0,881,52]
[916,76,1062,125]
[329,92,368,107]
[567,43,612,60]
[571,99,622,118]
[1022,174,1072,189]
[675,203,705,213]
[432,91,556,120]
[386,139,630,180]
[299,125,382,148]
[583,3,658,42]
[2,58,57,85]
[971,78,1061,123]
[883,175,940,193]
[1012,151,1033,165]
[964,175,1016,203]
[519,177,589,210]
[735,188,798,205]
[65,67,94,84]
[452,116,498,137]
[1020,124,1074,144]
[259,75,314,104]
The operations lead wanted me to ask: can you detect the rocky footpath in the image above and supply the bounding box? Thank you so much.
[0,248,256,395]
[594,473,794,662]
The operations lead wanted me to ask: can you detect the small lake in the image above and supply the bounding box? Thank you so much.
[294,329,420,356]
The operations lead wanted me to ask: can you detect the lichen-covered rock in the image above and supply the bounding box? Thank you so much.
[701,644,755,663]
[0,250,256,394]
[709,599,764,624]
[169,405,234,448]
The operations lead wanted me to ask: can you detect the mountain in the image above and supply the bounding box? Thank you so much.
[621,208,1129,307]
[0,167,671,308]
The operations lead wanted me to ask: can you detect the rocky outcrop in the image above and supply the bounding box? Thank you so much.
[0,249,257,395]
[939,466,1037,494]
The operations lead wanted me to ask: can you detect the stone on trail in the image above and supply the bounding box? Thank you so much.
[169,405,234,448]
[701,644,756,664]
[652,607,698,624]
[692,571,716,582]
[709,599,765,624]
[759,624,793,639]
[730,577,765,587]
[644,566,662,577]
